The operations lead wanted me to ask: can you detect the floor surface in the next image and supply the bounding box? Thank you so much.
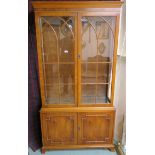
[29,148,117,155]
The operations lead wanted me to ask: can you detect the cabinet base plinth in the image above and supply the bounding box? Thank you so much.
[42,144,115,151]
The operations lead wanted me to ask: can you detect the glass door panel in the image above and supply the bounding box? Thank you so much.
[59,37,74,62]
[96,84,109,103]
[59,64,74,84]
[97,63,111,83]
[81,63,96,83]
[44,64,59,84]
[40,15,76,105]
[60,84,75,104]
[45,85,59,104]
[81,84,96,104]
[80,15,116,105]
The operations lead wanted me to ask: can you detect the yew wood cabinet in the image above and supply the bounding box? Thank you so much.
[32,1,123,153]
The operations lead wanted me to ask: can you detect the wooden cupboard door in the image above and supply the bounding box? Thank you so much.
[41,112,77,145]
[78,112,115,144]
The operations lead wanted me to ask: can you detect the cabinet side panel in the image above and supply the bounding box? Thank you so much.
[111,15,120,104]
[40,112,47,146]
[34,13,46,106]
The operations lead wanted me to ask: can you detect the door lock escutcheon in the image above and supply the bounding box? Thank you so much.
[78,126,80,131]
[77,54,80,59]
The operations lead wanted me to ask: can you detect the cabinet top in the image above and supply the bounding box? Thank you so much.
[32,1,123,10]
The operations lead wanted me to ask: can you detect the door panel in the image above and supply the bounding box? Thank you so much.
[78,13,117,106]
[38,13,77,106]
[41,112,77,145]
[78,112,115,144]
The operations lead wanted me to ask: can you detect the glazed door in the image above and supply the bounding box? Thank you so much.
[41,112,77,145]
[35,12,119,107]
[78,112,115,144]
[36,12,77,107]
[78,12,118,106]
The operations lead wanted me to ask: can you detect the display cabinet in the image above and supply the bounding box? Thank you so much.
[32,1,123,153]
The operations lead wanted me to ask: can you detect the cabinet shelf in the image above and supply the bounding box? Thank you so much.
[81,96,110,104]
[44,62,75,64]
[81,83,110,85]
[46,97,74,104]
[45,83,74,86]
[81,61,112,64]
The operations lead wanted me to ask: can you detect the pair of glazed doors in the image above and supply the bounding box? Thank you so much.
[36,11,118,107]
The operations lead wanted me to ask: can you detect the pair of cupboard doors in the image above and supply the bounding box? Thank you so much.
[34,10,120,107]
[41,110,115,148]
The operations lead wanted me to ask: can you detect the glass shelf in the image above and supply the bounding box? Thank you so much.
[43,62,75,64]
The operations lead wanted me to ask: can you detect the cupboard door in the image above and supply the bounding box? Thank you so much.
[78,112,115,144]
[78,13,118,106]
[37,13,77,106]
[41,112,77,145]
